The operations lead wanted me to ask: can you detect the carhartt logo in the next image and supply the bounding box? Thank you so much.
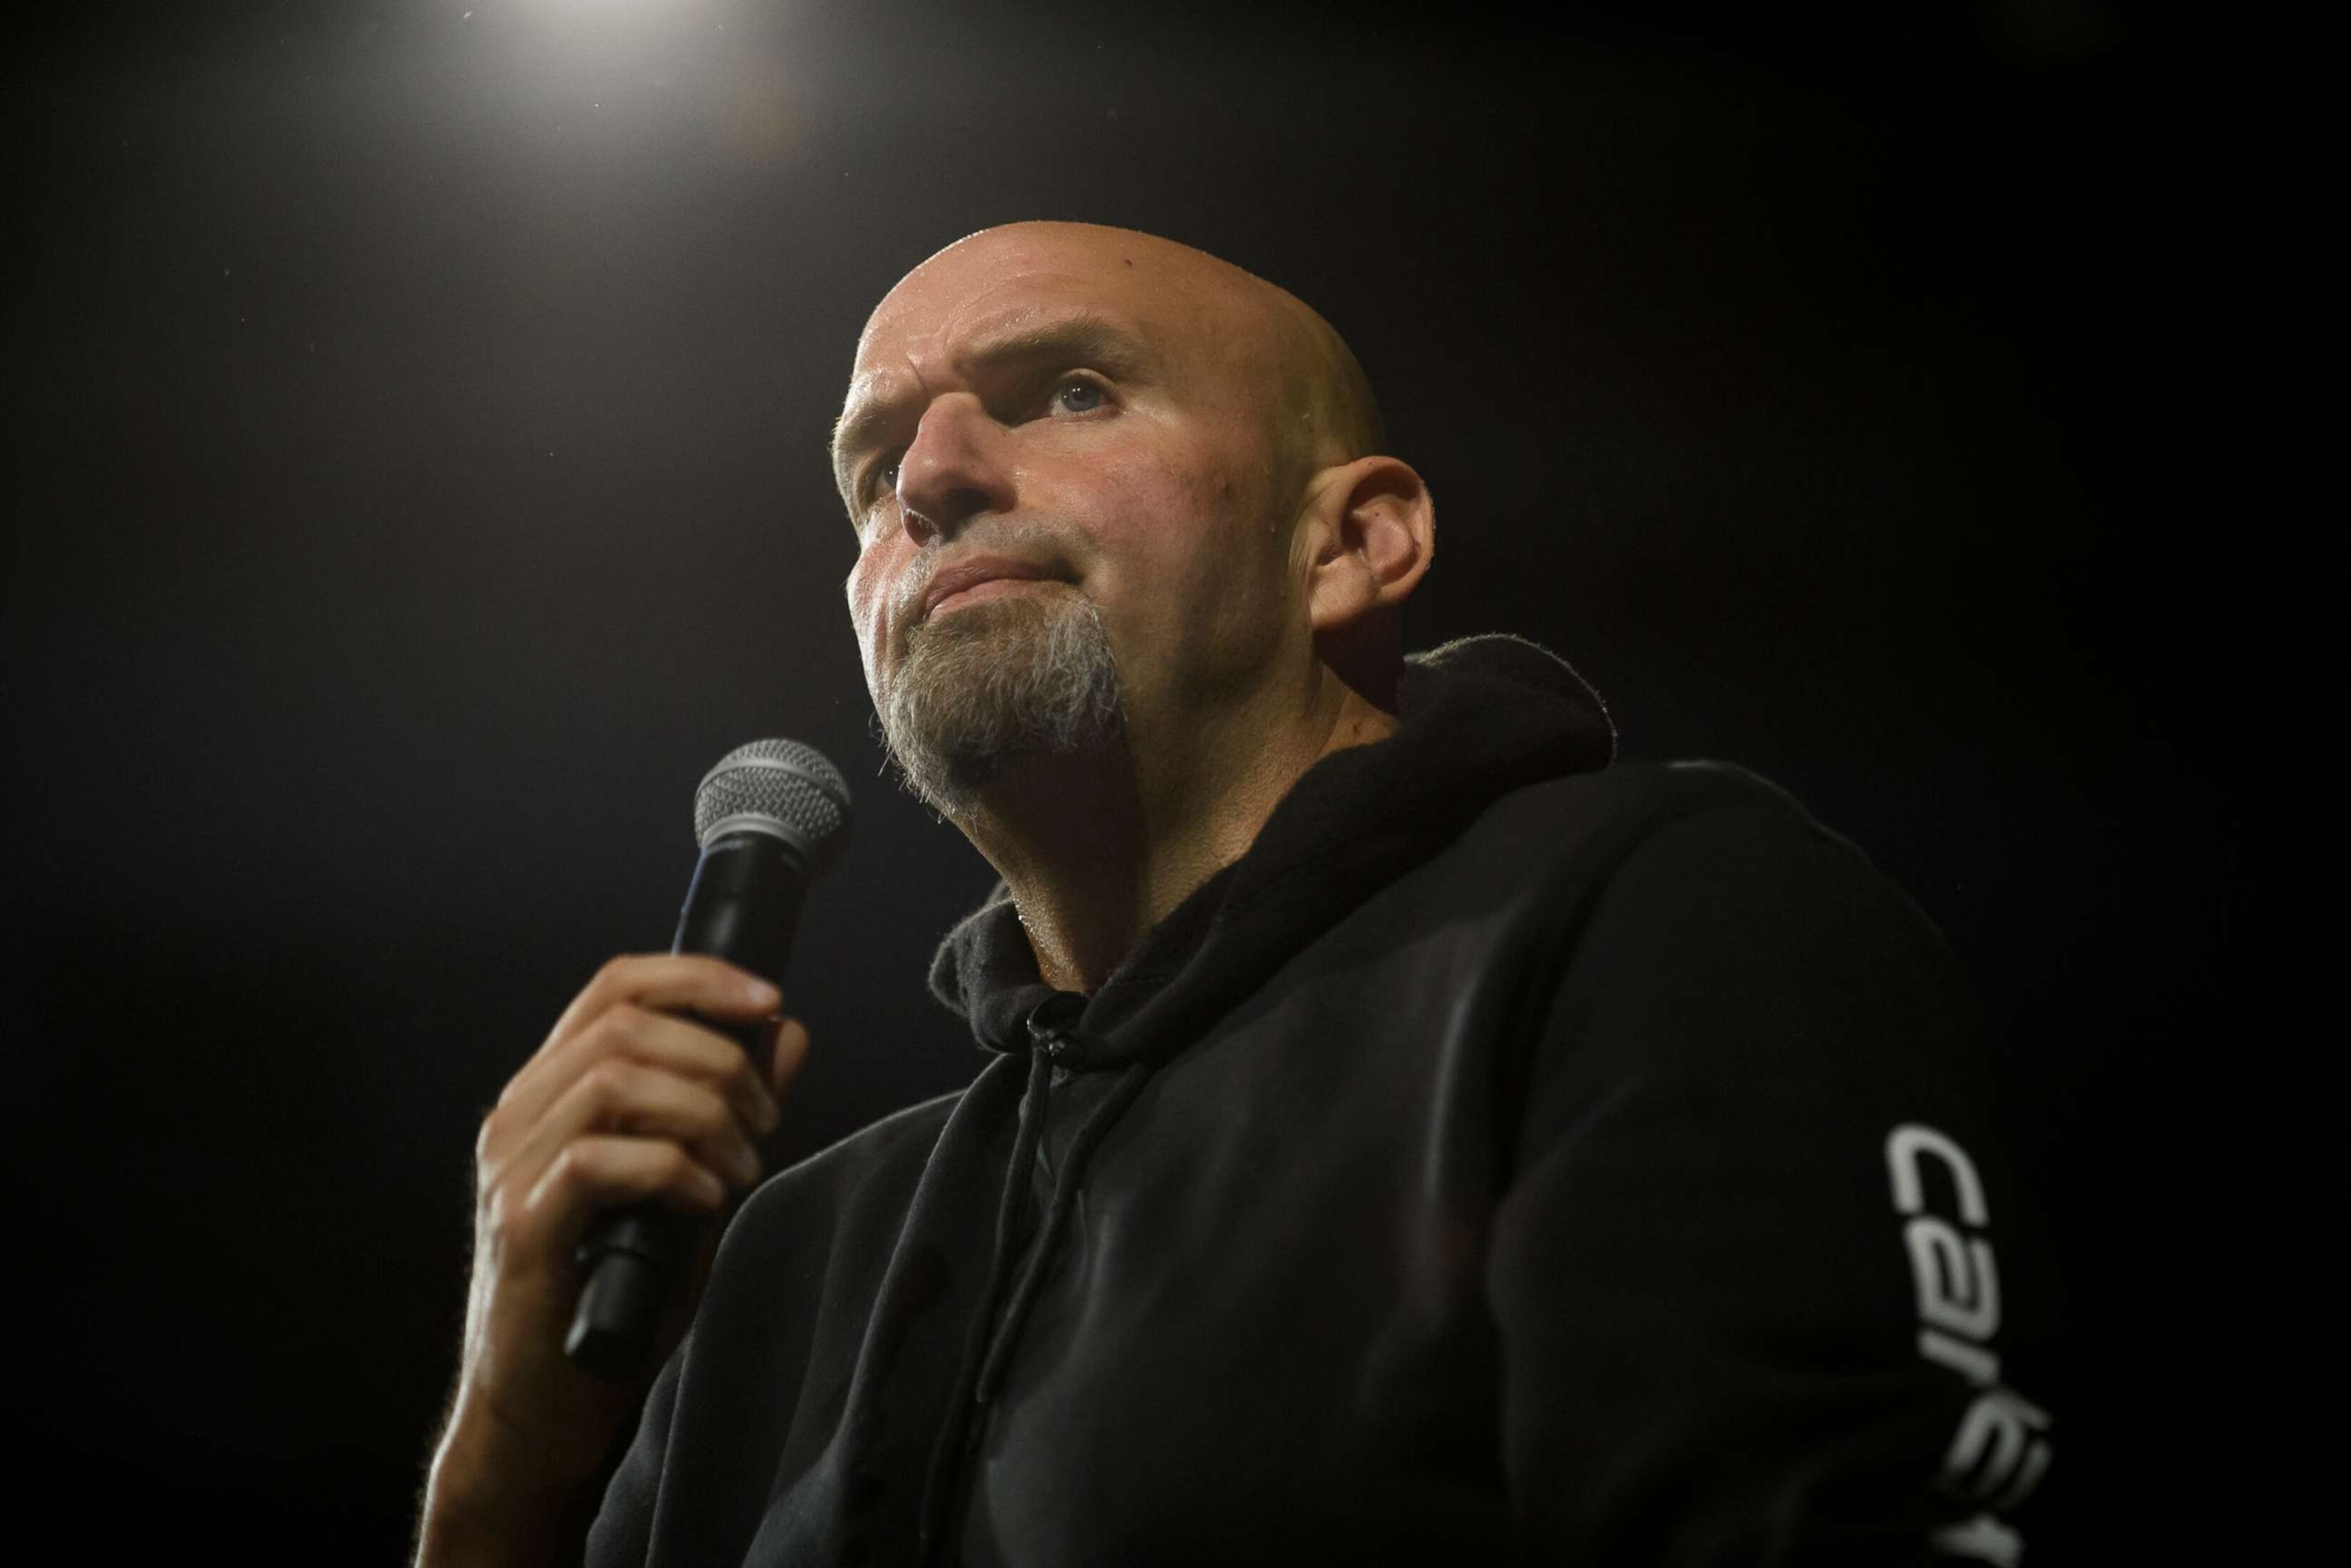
[1886,1123,2052,1566]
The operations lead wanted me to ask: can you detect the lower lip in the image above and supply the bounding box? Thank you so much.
[928,577,1050,619]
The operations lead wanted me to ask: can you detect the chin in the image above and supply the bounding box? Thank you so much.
[880,592,1127,813]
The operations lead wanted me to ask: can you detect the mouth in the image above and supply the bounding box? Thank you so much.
[927,576,1053,619]
[915,556,1061,626]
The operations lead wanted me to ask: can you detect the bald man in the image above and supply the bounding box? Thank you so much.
[416,224,2057,1566]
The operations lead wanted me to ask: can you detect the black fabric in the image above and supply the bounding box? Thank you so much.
[586,633,2062,1567]
[905,633,1620,1552]
[928,633,1617,1068]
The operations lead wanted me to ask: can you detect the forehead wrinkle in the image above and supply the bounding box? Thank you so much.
[830,305,1160,495]
[954,306,1155,376]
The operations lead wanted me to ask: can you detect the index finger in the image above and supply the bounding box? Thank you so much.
[543,953,781,1056]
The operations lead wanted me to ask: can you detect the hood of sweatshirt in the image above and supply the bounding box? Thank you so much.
[928,632,1616,1067]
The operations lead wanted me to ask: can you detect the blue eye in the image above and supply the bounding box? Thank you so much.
[1054,380,1104,414]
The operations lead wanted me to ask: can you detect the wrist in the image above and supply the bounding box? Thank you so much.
[416,1410,600,1568]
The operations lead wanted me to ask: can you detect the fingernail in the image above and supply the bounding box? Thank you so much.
[744,977,781,1009]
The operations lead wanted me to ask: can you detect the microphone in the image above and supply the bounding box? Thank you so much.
[565,738,853,1381]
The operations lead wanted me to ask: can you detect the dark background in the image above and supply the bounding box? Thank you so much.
[2,1,2299,1560]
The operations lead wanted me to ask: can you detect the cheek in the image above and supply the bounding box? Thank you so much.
[1096,465,1288,645]
[845,546,890,690]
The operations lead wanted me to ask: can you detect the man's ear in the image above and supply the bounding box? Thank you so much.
[1300,455,1435,635]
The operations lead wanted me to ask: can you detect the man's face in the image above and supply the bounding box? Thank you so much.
[836,226,1306,804]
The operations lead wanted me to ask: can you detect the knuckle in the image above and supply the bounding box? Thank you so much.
[473,1106,506,1161]
[585,1002,644,1051]
[660,1144,706,1191]
[657,1022,726,1078]
[489,1071,530,1118]
[583,1056,636,1099]
[687,1078,732,1122]
[546,1139,604,1198]
[580,1068,642,1126]
[540,1141,582,1189]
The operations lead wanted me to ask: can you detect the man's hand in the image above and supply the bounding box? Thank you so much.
[415,955,810,1567]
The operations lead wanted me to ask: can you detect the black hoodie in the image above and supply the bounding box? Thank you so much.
[586,634,2059,1566]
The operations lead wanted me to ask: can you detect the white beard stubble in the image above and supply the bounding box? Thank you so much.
[879,588,1127,816]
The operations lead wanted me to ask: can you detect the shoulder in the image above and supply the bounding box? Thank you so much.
[1479,758,1851,856]
[1507,764,1989,1106]
[1489,760,1925,910]
[1431,758,1907,933]
[1431,758,1984,1086]
[1559,762,1954,971]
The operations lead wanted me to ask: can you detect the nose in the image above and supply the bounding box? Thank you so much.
[894,393,1016,546]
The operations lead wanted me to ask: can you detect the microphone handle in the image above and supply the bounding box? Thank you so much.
[565,832,808,1381]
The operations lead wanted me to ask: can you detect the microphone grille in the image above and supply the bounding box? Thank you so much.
[693,738,853,862]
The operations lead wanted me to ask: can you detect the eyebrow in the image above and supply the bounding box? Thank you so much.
[829,310,1156,501]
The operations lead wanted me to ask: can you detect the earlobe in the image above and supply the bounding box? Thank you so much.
[1305,457,1435,634]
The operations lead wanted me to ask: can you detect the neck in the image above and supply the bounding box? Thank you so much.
[954,666,1399,993]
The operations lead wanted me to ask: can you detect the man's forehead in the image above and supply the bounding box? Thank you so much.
[861,268,1164,369]
[829,223,1310,485]
[849,295,1150,390]
[832,295,1167,476]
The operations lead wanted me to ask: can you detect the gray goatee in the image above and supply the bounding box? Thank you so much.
[879,587,1126,816]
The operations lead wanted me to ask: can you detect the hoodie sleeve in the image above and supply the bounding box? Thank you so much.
[1488,802,2059,1566]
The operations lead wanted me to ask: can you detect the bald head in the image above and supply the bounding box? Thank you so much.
[844,222,1384,508]
[1251,263,1388,494]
